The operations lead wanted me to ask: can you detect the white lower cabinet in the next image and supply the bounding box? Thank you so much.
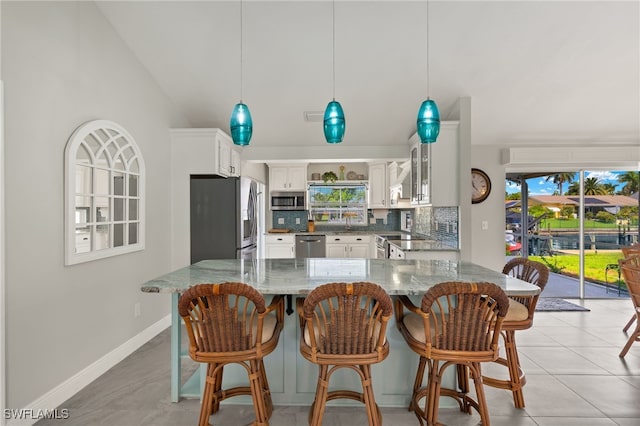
[265,234,295,258]
[326,235,371,258]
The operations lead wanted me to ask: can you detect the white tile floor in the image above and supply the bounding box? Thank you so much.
[37,298,640,426]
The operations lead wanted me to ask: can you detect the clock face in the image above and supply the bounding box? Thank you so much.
[471,168,491,204]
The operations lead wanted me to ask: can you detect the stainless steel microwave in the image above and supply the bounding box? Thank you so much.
[271,191,306,210]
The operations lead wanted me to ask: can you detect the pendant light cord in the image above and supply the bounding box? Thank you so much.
[426,0,430,99]
[332,0,336,101]
[240,0,244,103]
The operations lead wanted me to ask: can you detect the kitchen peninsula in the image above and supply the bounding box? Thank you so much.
[142,258,540,406]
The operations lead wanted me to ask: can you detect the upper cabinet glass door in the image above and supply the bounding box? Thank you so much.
[411,143,431,205]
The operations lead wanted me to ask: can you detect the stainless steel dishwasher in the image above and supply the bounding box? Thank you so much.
[295,234,326,258]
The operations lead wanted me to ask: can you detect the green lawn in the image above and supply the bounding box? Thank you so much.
[529,252,626,286]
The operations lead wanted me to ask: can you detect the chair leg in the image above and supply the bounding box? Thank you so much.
[199,363,216,426]
[211,364,223,413]
[503,330,525,408]
[427,360,442,426]
[409,356,427,412]
[470,362,491,426]
[359,365,382,426]
[249,359,270,426]
[619,322,640,357]
[309,365,330,426]
[482,330,526,408]
[623,314,637,333]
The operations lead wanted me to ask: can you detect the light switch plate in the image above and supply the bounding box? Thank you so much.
[278,218,285,225]
[481,220,489,230]
[295,218,301,224]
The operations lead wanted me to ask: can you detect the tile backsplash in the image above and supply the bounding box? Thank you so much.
[271,206,459,249]
[414,206,459,248]
[271,210,402,233]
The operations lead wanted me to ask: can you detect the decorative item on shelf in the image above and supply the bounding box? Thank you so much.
[322,171,338,183]
[347,171,357,180]
[339,165,345,180]
[323,0,345,144]
[229,0,253,146]
[357,174,366,180]
[311,173,321,181]
[416,0,440,144]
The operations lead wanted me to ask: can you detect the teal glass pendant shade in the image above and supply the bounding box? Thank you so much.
[323,100,345,144]
[416,99,440,143]
[230,102,253,146]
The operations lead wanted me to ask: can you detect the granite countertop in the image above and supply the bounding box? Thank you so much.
[141,258,540,297]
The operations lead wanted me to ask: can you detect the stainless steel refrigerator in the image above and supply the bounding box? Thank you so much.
[190,175,258,263]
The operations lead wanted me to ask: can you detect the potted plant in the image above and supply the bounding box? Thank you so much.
[322,171,338,183]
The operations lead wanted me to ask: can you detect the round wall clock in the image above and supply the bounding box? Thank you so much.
[471,168,491,204]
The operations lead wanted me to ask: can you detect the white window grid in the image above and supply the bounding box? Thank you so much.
[65,120,145,265]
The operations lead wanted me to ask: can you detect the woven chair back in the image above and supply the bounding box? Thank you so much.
[620,255,640,310]
[421,281,509,353]
[502,258,549,291]
[622,244,640,258]
[301,282,392,355]
[178,282,267,353]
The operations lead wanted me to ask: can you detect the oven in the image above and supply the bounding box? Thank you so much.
[375,235,389,259]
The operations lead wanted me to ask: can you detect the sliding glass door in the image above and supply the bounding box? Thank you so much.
[506,169,639,298]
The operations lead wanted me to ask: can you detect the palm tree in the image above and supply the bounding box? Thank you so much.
[583,177,607,195]
[617,171,639,196]
[545,172,575,195]
[602,183,617,195]
[567,178,608,195]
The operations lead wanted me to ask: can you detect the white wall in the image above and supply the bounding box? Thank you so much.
[2,2,187,409]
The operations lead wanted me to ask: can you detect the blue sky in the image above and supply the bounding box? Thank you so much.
[506,171,625,195]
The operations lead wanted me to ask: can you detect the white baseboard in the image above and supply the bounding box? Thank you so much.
[7,315,171,426]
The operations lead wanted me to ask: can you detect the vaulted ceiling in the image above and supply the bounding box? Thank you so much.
[96,1,640,151]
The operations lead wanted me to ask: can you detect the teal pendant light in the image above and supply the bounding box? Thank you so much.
[324,100,345,144]
[230,0,253,146]
[230,102,253,146]
[324,0,345,144]
[416,0,440,144]
[417,99,440,143]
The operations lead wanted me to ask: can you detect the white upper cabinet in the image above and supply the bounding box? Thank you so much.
[368,162,388,208]
[169,128,241,178]
[216,131,241,177]
[269,164,307,191]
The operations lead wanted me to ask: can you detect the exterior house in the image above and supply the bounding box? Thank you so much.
[528,195,639,218]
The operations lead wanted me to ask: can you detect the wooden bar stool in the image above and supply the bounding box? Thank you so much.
[482,257,549,408]
[619,255,640,357]
[178,282,284,426]
[395,281,510,426]
[622,244,640,332]
[297,282,393,426]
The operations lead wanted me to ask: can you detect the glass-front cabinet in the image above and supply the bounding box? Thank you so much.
[410,142,431,205]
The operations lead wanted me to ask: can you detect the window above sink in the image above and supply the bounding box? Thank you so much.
[308,183,368,227]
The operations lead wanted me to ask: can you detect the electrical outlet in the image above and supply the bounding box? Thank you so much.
[296,218,301,224]
[278,218,285,225]
[134,302,141,318]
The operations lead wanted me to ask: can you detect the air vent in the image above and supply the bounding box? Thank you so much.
[303,111,324,122]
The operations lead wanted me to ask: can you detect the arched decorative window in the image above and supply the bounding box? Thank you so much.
[64,120,145,265]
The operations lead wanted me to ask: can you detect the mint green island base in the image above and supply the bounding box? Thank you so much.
[142,258,540,406]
